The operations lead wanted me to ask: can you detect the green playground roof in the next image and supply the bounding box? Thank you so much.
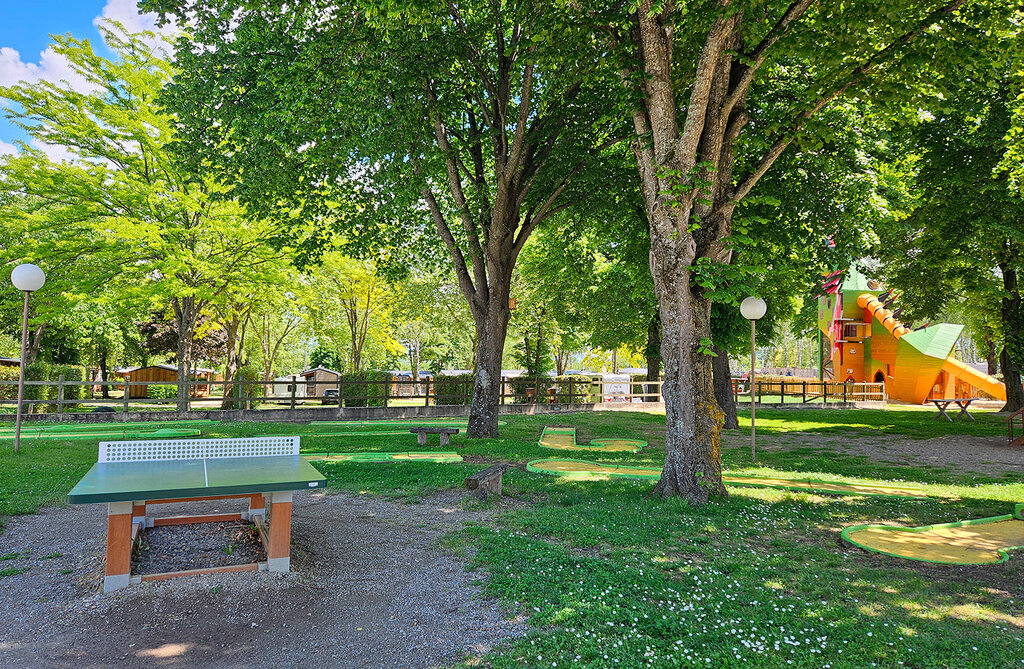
[839,268,881,295]
[900,323,963,359]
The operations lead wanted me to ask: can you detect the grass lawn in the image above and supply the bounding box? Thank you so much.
[1,409,1022,667]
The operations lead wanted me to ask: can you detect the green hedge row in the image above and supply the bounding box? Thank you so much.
[15,363,88,411]
[339,370,391,407]
[433,374,475,406]
[508,374,598,403]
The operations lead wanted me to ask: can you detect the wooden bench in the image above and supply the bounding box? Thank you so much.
[409,427,460,447]
[465,463,508,500]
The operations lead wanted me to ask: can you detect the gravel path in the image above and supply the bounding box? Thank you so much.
[723,430,1024,477]
[0,490,524,668]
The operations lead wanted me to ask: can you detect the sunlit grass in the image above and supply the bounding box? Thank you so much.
[1,409,1021,666]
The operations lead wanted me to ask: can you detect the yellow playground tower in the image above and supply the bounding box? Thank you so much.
[817,269,1005,404]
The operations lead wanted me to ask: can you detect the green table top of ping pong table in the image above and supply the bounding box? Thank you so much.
[67,455,326,504]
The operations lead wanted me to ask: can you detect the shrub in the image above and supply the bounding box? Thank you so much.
[232,367,266,409]
[148,384,177,401]
[0,366,19,401]
[553,374,596,403]
[508,376,543,404]
[51,364,86,409]
[338,370,391,407]
[433,374,474,406]
[23,362,51,412]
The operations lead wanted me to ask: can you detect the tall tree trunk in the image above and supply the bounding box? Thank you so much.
[713,344,739,429]
[467,295,511,438]
[645,310,661,401]
[984,327,999,376]
[27,323,45,363]
[99,347,110,399]
[999,261,1023,412]
[649,234,727,501]
[220,313,243,410]
[172,297,198,412]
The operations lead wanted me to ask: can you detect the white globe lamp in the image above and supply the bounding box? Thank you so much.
[11,263,46,292]
[740,296,767,463]
[10,263,46,454]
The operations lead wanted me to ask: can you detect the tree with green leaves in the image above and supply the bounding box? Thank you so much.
[0,23,283,410]
[586,0,1010,501]
[875,75,1024,411]
[145,0,626,437]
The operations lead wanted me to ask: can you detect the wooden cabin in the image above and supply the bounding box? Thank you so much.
[120,364,215,398]
[299,367,341,398]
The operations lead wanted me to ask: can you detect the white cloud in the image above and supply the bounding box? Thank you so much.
[95,0,178,55]
[0,45,93,91]
[30,138,74,163]
[0,140,17,156]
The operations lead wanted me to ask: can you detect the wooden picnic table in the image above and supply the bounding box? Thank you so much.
[927,397,982,422]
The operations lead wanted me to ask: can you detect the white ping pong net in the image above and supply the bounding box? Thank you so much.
[98,436,300,463]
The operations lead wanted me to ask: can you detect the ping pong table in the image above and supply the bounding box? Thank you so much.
[68,436,325,592]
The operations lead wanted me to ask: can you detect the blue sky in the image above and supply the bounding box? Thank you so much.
[0,0,163,155]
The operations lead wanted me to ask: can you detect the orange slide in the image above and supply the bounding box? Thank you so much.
[942,357,1006,402]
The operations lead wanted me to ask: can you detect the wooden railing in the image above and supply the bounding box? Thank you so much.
[0,375,887,416]
[1006,406,1024,447]
[0,376,666,415]
[730,378,886,404]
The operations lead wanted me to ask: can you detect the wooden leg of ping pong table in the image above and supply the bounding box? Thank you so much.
[247,494,266,521]
[104,501,134,592]
[267,491,292,572]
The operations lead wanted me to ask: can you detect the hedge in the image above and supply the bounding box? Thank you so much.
[433,374,475,406]
[16,362,89,411]
[148,384,177,401]
[0,366,18,400]
[339,370,390,407]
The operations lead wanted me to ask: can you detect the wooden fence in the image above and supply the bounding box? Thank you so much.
[730,378,886,403]
[0,375,885,416]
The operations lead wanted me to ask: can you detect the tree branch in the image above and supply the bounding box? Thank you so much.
[730,0,970,203]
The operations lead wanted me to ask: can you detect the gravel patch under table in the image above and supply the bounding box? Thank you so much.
[0,490,525,668]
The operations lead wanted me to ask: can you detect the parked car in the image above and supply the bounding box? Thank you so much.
[322,389,339,405]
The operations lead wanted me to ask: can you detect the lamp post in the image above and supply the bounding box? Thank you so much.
[740,296,767,463]
[10,264,45,455]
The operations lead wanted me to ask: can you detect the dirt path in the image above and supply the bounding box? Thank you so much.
[723,430,1024,477]
[0,491,523,668]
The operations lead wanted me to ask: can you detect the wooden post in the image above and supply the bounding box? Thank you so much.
[337,375,342,409]
[290,377,296,410]
[843,382,848,403]
[57,374,65,418]
[424,377,430,406]
[266,491,292,572]
[780,379,785,405]
[382,376,389,408]
[123,380,130,414]
[802,380,807,403]
[104,501,134,592]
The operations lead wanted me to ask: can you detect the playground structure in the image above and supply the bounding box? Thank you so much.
[842,504,1024,565]
[817,269,1006,404]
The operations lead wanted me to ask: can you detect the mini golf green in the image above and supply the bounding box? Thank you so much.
[841,504,1024,564]
[527,458,928,498]
[538,426,645,453]
[0,419,218,435]
[311,419,504,428]
[0,427,202,440]
[528,458,661,479]
[304,451,463,463]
